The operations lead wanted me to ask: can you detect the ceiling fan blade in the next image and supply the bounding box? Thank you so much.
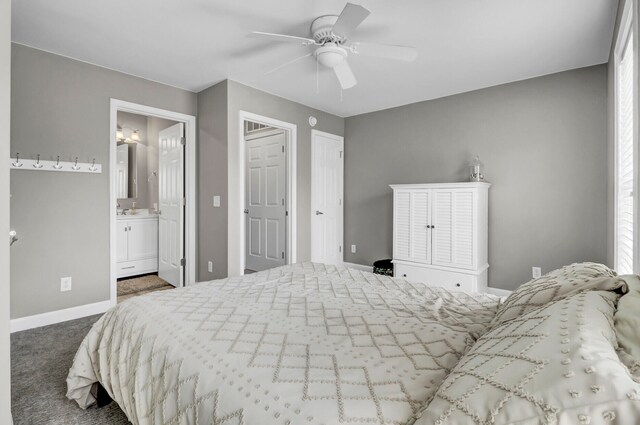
[331,3,371,39]
[266,53,313,75]
[248,31,317,46]
[333,60,357,89]
[350,42,418,62]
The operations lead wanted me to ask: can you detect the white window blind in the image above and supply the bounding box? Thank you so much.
[616,28,635,275]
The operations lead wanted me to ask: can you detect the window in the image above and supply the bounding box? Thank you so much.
[615,7,636,275]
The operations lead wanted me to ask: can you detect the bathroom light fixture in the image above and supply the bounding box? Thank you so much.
[116,126,141,144]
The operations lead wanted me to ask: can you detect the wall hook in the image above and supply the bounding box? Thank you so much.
[89,158,98,172]
[11,153,23,167]
[33,154,44,169]
[71,157,80,171]
[53,155,63,170]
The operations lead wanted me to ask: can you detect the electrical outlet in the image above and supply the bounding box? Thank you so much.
[60,277,72,292]
[532,267,542,279]
[351,245,356,254]
[208,261,213,273]
[213,196,221,207]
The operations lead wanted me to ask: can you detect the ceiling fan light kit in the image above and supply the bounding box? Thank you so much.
[248,2,417,92]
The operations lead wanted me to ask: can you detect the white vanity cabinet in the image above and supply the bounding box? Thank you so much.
[391,182,490,292]
[116,215,158,278]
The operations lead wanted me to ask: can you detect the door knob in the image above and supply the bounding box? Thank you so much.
[9,230,17,246]
[315,210,324,215]
[244,209,249,214]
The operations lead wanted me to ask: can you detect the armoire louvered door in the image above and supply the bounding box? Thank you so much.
[432,189,475,270]
[393,190,431,263]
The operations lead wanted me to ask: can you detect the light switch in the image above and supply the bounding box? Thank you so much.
[213,196,221,207]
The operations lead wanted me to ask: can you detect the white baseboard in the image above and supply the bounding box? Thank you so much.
[342,262,373,272]
[487,287,512,298]
[10,300,113,333]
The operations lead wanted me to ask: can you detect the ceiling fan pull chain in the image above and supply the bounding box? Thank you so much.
[316,59,320,94]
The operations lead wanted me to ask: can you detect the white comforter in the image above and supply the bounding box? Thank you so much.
[67,263,500,425]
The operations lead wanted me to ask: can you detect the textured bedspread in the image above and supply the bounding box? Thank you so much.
[67,263,500,425]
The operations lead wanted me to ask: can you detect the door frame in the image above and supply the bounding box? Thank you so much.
[310,129,344,264]
[109,99,197,306]
[234,111,297,276]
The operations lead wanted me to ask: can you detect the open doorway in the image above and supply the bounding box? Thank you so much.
[110,100,196,305]
[235,112,297,275]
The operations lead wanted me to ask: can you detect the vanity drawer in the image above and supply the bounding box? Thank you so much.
[394,263,477,292]
[117,258,158,278]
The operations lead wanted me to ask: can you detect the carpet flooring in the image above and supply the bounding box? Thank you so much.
[117,273,173,303]
[11,315,130,424]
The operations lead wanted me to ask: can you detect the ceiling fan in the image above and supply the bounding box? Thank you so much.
[247,3,418,90]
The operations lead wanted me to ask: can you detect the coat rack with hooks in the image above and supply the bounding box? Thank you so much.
[9,154,102,174]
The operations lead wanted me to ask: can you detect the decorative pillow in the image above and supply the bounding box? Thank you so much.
[412,290,640,425]
[492,262,626,326]
[615,275,640,371]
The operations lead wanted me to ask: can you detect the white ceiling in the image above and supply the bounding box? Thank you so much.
[12,0,617,117]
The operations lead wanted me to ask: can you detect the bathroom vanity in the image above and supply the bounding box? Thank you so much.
[116,210,158,278]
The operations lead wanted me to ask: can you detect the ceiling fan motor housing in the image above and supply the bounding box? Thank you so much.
[311,15,342,43]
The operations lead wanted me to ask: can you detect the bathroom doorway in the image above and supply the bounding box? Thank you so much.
[109,100,196,305]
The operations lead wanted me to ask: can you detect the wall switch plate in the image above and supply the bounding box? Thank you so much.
[532,267,542,279]
[213,196,221,207]
[351,245,356,254]
[208,261,213,273]
[60,277,72,292]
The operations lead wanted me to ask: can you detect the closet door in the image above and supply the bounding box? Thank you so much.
[432,189,475,269]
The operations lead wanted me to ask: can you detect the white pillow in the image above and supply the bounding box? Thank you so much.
[492,262,625,326]
[412,290,640,425]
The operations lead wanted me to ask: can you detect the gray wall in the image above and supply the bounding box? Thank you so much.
[147,116,177,211]
[0,0,10,419]
[196,80,345,280]
[117,111,148,209]
[10,44,196,319]
[197,81,228,280]
[343,65,609,291]
[226,80,345,274]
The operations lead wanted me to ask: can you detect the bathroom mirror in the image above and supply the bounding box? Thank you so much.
[116,143,138,199]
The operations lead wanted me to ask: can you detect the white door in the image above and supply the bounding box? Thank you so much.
[431,189,475,269]
[245,131,287,272]
[128,219,159,261]
[116,144,129,199]
[158,123,184,287]
[116,221,129,262]
[311,131,344,265]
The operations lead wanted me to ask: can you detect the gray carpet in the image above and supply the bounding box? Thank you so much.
[11,315,130,424]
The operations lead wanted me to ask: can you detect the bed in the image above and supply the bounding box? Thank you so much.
[67,262,640,424]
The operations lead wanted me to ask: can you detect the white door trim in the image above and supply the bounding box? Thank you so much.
[311,129,344,264]
[232,111,297,276]
[109,99,197,306]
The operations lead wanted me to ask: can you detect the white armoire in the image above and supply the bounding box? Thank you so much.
[391,182,490,292]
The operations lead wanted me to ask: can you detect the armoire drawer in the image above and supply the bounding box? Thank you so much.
[394,263,476,292]
[117,258,158,278]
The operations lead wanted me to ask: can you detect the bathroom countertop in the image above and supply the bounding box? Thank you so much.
[116,209,159,220]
